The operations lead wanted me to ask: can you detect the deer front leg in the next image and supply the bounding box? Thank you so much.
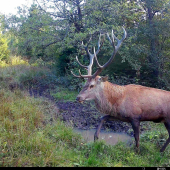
[160,121,170,152]
[94,115,111,141]
[131,119,140,151]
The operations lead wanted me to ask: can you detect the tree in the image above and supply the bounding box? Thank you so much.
[0,32,9,61]
[5,0,146,77]
[0,15,9,62]
[6,4,59,61]
[133,0,170,86]
[5,0,170,89]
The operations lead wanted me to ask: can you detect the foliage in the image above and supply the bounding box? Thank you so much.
[0,59,59,96]
[3,0,170,88]
[0,56,28,67]
[0,32,10,62]
[6,4,56,61]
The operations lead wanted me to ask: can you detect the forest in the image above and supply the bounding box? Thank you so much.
[1,0,170,167]
[1,0,170,89]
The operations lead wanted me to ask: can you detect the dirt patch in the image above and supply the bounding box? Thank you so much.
[56,100,134,136]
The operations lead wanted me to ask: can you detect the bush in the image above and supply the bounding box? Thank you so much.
[0,63,59,95]
[55,75,84,91]
[19,66,58,89]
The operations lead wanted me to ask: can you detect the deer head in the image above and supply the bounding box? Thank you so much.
[71,27,127,103]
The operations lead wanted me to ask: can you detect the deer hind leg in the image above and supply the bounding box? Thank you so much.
[94,115,111,141]
[160,121,170,152]
[131,120,140,150]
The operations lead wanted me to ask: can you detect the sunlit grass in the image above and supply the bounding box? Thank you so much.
[0,56,28,67]
[0,57,57,91]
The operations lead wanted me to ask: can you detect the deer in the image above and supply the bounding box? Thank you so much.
[71,27,170,152]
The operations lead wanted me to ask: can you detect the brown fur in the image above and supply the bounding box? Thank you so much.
[101,82,170,122]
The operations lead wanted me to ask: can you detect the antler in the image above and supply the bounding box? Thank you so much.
[71,27,127,79]
[71,32,105,78]
[92,27,127,78]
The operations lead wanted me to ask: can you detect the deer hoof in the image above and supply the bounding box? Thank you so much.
[94,134,99,141]
[135,147,140,154]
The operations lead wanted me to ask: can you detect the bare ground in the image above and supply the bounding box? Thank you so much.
[56,100,133,134]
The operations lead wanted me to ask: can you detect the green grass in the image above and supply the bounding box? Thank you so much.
[51,87,78,102]
[0,89,82,166]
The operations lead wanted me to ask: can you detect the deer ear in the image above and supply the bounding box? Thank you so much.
[101,76,108,82]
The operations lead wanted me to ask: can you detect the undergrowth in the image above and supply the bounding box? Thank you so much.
[0,59,58,94]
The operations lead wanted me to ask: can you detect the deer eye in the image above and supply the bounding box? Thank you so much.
[90,85,94,89]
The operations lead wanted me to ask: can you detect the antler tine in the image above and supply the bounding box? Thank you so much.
[91,27,127,78]
[79,33,104,77]
[82,33,105,59]
[82,35,94,59]
[107,27,127,50]
[94,47,102,69]
[71,70,81,78]
[76,56,88,70]
[113,27,127,52]
[71,35,94,79]
[121,27,127,40]
[78,69,83,77]
[102,27,127,69]
[112,29,118,42]
[95,33,105,55]
[82,34,92,47]
[72,28,126,79]
[71,70,93,78]
[106,32,114,47]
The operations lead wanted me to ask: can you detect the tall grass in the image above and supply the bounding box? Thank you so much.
[0,57,58,93]
[0,89,83,166]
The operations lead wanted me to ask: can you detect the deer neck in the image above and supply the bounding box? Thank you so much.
[94,81,125,115]
[104,81,125,104]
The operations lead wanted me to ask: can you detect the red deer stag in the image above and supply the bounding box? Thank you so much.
[71,27,170,152]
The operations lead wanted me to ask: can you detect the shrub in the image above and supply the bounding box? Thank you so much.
[0,63,58,94]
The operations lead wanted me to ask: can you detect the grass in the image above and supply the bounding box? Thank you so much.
[50,87,78,102]
[1,57,170,167]
[0,57,58,92]
[0,89,83,166]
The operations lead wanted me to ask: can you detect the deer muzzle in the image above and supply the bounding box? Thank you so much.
[76,96,84,103]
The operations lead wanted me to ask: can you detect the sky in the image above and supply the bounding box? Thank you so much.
[0,0,33,15]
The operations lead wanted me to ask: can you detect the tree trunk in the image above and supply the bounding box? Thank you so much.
[147,6,160,84]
